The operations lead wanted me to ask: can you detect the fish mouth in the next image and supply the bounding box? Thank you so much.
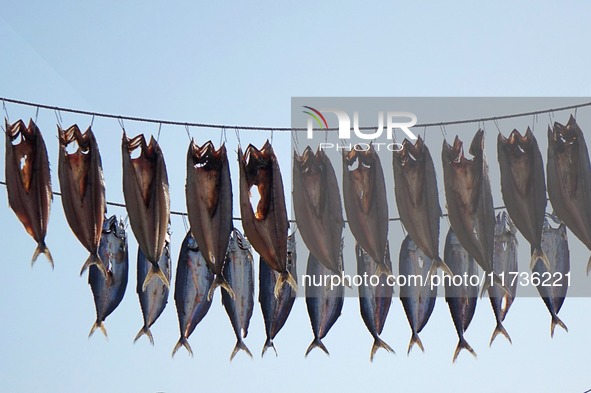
[122,132,161,206]
[499,128,534,155]
[189,140,225,170]
[59,125,93,154]
[550,116,579,148]
[443,130,484,165]
[294,146,326,175]
[122,133,160,160]
[395,136,425,166]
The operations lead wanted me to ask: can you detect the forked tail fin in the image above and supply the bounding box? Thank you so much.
[489,322,512,347]
[133,326,154,345]
[261,337,277,357]
[531,247,551,271]
[453,337,477,363]
[88,320,108,340]
[305,337,329,357]
[550,314,568,338]
[230,338,253,361]
[142,264,170,292]
[274,271,297,299]
[208,275,235,301]
[370,337,394,361]
[172,336,193,358]
[32,242,54,269]
[80,253,107,277]
[407,332,425,355]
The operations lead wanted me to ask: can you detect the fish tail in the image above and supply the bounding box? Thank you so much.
[479,278,491,299]
[274,271,298,298]
[489,322,512,347]
[80,253,107,277]
[530,247,551,271]
[550,314,568,338]
[208,275,235,301]
[370,337,394,361]
[133,326,154,345]
[261,338,277,357]
[88,320,108,340]
[142,264,170,292]
[305,338,330,357]
[587,254,591,276]
[375,263,393,279]
[407,332,425,355]
[230,338,253,361]
[171,337,193,358]
[453,337,477,363]
[429,257,453,278]
[31,242,54,269]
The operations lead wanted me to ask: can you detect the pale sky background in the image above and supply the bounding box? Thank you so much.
[1,2,591,393]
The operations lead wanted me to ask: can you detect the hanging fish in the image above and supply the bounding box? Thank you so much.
[58,124,107,277]
[239,141,296,297]
[122,132,170,290]
[357,242,394,361]
[442,131,498,291]
[532,217,569,337]
[488,212,518,346]
[293,146,344,273]
[4,119,53,267]
[547,116,591,274]
[259,233,297,356]
[221,229,254,360]
[88,215,128,339]
[172,231,214,357]
[498,128,550,270]
[342,144,390,274]
[186,140,234,299]
[305,251,344,357]
[393,137,452,277]
[399,234,437,354]
[444,227,479,363]
[134,237,171,345]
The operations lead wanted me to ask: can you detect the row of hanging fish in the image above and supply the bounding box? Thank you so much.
[3,115,585,361]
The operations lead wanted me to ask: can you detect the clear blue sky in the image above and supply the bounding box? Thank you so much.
[1,2,590,392]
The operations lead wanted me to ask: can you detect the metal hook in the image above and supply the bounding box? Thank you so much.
[35,106,40,124]
[185,125,191,141]
[157,122,162,142]
[117,117,125,132]
[54,109,63,128]
[90,114,95,128]
[2,99,9,122]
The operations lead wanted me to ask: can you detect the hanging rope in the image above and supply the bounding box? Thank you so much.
[1,96,590,131]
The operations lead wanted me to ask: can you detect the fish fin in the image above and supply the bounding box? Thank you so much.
[80,254,107,277]
[489,322,512,347]
[142,265,170,292]
[370,337,394,361]
[479,279,490,298]
[587,254,591,276]
[171,337,193,358]
[133,326,154,345]
[230,339,253,361]
[261,338,277,357]
[305,338,330,357]
[429,258,453,278]
[208,275,235,301]
[88,320,108,340]
[530,247,551,271]
[482,273,511,298]
[274,271,298,298]
[31,243,54,269]
[550,315,568,338]
[453,337,477,363]
[407,332,425,355]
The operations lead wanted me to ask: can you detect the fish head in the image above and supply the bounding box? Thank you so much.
[6,119,44,193]
[343,145,377,214]
[241,141,275,220]
[122,133,161,206]
[495,211,517,236]
[294,146,328,216]
[188,140,225,214]
[59,124,94,198]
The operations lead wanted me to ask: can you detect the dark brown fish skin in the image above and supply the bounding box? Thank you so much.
[238,140,296,296]
[58,124,107,277]
[488,212,518,346]
[393,137,451,277]
[293,146,344,273]
[5,119,53,267]
[442,131,495,281]
[547,115,591,274]
[186,140,234,299]
[122,132,170,290]
[444,227,479,363]
[532,217,569,337]
[498,128,549,270]
[342,144,389,273]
